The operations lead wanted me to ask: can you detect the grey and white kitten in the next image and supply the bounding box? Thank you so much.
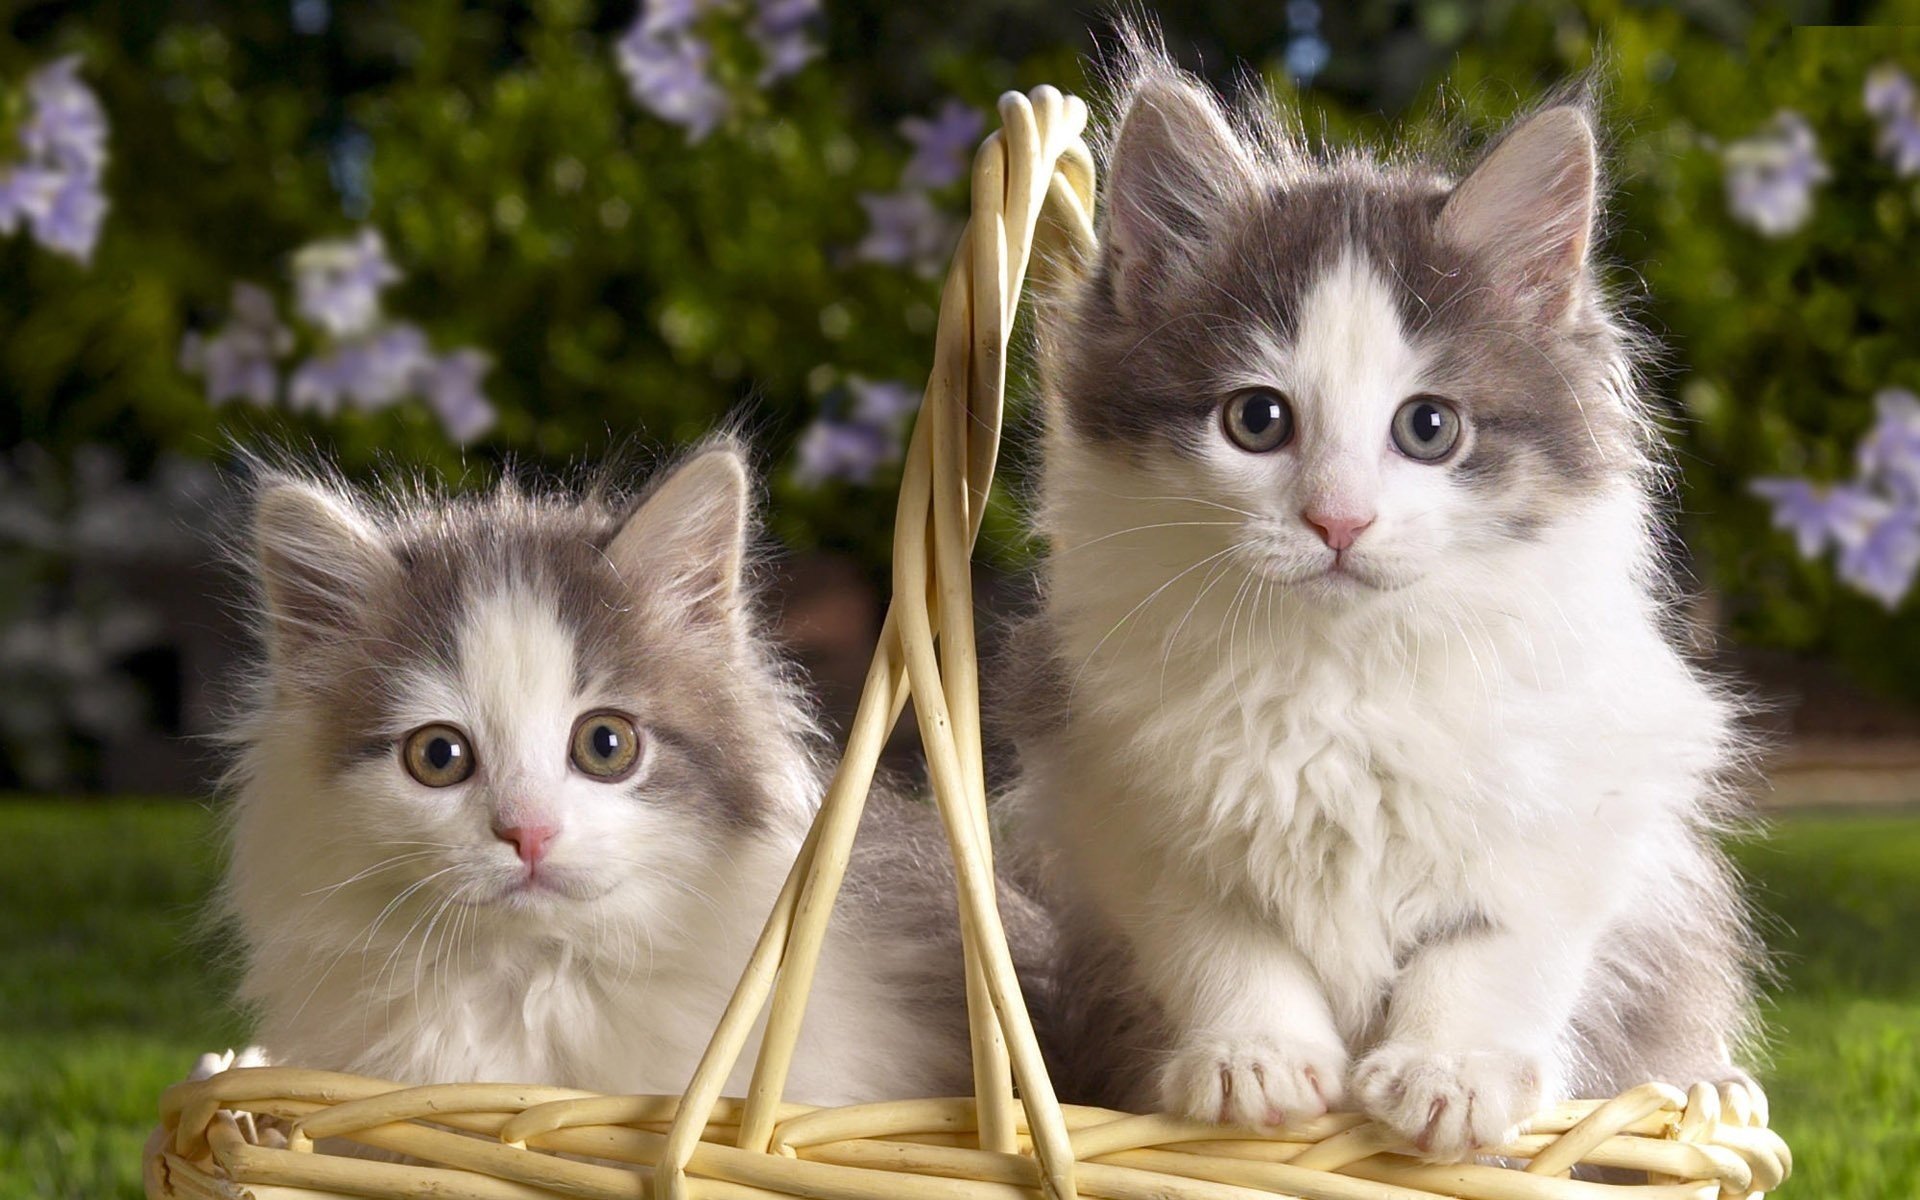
[1009,53,1759,1158]
[224,444,1049,1103]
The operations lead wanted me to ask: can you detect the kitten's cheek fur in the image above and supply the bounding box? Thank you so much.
[1160,1030,1349,1129]
[1350,1042,1547,1160]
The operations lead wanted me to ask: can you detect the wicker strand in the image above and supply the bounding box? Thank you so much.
[145,86,1791,1200]
[659,83,1094,1200]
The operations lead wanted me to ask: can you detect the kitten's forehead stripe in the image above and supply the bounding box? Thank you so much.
[1288,247,1423,438]
[457,585,580,777]
[295,492,774,831]
[1061,169,1634,507]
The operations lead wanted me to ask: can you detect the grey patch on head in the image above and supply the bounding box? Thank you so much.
[232,451,816,836]
[1042,39,1649,519]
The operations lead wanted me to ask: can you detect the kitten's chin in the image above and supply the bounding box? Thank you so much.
[470,869,617,909]
[1253,553,1414,598]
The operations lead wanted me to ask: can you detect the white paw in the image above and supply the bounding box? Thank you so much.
[1352,1042,1545,1160]
[1160,1032,1349,1129]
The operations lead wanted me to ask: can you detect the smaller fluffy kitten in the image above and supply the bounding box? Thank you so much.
[1012,50,1759,1159]
[223,445,1045,1103]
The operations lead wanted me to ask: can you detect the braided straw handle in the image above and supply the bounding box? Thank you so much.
[653,85,1097,1200]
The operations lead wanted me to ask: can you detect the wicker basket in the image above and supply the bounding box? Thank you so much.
[145,86,1792,1200]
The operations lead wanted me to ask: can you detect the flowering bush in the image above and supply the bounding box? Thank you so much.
[182,229,497,441]
[1419,4,1920,697]
[3,0,1920,787]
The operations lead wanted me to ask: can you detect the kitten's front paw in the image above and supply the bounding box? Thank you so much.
[1160,1032,1348,1129]
[1352,1043,1545,1160]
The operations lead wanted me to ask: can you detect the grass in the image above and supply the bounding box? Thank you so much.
[0,801,243,1200]
[1,801,1915,1199]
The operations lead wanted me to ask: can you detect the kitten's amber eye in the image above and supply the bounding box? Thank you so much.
[402,724,475,787]
[1391,395,1463,462]
[570,711,642,781]
[1221,388,1294,453]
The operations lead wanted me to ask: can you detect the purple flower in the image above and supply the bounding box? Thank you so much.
[286,325,491,441]
[293,228,402,337]
[21,57,108,177]
[179,283,292,406]
[287,323,432,415]
[794,418,900,485]
[33,170,107,262]
[751,0,821,83]
[1865,64,1917,121]
[849,378,921,425]
[900,100,984,189]
[1837,505,1920,610]
[419,348,495,443]
[0,56,109,264]
[1751,477,1888,558]
[1859,389,1920,505]
[617,2,729,141]
[0,166,61,237]
[1876,111,1920,177]
[855,189,959,276]
[284,353,353,417]
[1723,111,1829,237]
[352,324,437,409]
[641,0,703,32]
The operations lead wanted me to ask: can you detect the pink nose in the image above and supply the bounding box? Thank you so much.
[1304,509,1375,551]
[492,822,559,867]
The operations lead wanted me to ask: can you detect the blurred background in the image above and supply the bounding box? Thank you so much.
[3,1,1917,1197]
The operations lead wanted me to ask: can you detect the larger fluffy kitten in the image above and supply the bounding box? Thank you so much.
[225,445,1046,1103]
[1011,56,1758,1158]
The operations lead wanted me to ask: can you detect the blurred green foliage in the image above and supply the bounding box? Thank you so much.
[2,0,1918,706]
[1426,4,1920,695]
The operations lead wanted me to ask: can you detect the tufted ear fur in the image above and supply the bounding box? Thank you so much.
[253,478,393,658]
[605,446,751,637]
[1102,63,1261,317]
[1437,105,1598,323]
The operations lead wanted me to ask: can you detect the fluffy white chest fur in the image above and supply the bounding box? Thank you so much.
[1038,488,1716,1021]
[236,818,941,1105]
[1022,474,1750,1153]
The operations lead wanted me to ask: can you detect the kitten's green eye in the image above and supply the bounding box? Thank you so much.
[1221,388,1294,453]
[402,724,475,787]
[1391,395,1463,462]
[570,711,642,781]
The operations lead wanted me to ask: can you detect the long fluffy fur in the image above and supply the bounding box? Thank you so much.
[218,444,1051,1104]
[1008,38,1760,1158]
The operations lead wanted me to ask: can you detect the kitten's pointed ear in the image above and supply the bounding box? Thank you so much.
[253,478,392,656]
[608,447,751,636]
[1437,105,1598,322]
[1103,69,1258,316]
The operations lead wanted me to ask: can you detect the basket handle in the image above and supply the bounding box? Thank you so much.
[653,86,1097,1200]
